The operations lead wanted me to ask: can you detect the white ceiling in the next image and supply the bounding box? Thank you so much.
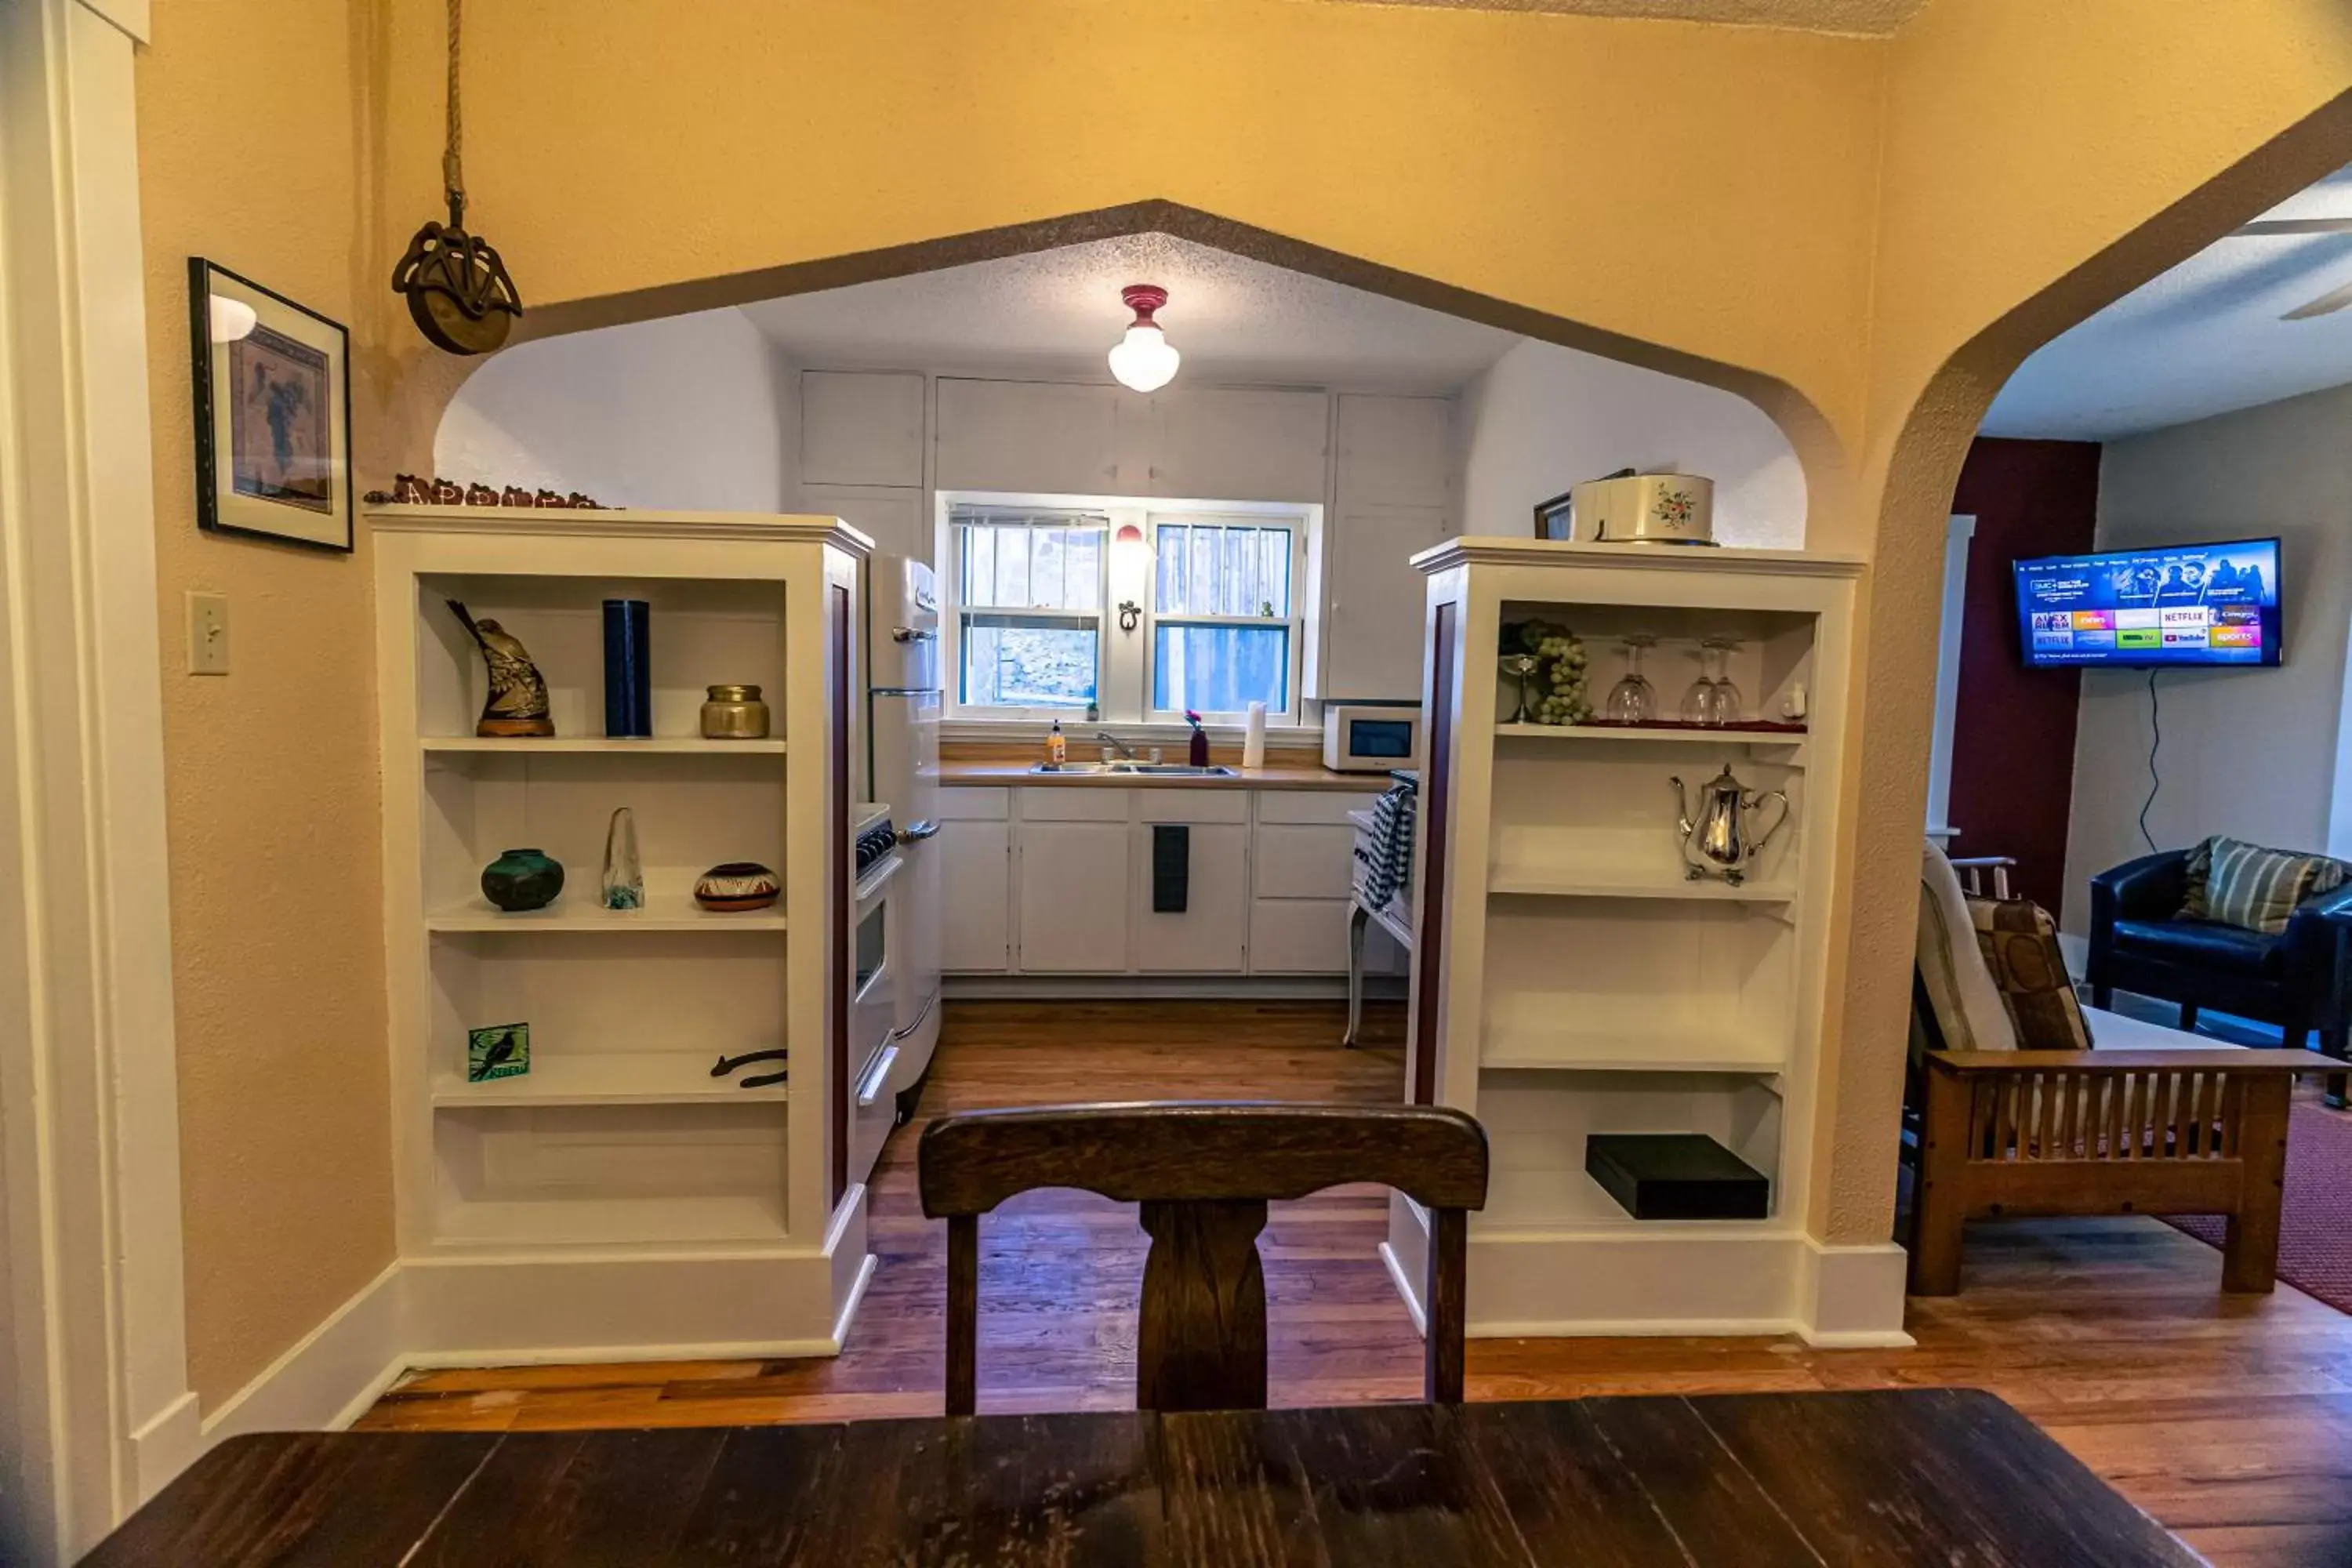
[738,234,1520,394]
[1314,0,1927,34]
[1983,165,2352,441]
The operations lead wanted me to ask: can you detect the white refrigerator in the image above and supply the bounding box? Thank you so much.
[867,556,941,1108]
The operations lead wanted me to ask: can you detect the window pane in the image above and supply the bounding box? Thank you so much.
[1152,523,1291,616]
[1066,530,1102,611]
[964,528,996,607]
[996,527,1031,608]
[1153,624,1290,713]
[961,615,1098,709]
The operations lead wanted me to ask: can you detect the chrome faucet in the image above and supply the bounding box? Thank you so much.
[1096,730,1138,761]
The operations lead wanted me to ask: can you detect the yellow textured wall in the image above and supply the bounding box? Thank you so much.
[129,0,2352,1399]
[136,0,394,1406]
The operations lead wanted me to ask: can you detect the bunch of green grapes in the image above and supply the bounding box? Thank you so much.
[1532,630,1591,726]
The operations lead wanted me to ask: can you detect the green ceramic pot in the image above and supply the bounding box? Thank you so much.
[481,847,564,912]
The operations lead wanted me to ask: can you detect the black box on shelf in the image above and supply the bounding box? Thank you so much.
[1585,1133,1769,1221]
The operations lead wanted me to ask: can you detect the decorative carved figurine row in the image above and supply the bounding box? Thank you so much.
[366,475,608,509]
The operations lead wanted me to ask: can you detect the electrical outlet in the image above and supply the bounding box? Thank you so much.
[186,592,229,675]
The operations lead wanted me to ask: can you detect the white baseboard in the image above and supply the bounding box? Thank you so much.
[1381,1201,1911,1345]
[126,1392,200,1504]
[944,975,1396,1000]
[198,1261,406,1443]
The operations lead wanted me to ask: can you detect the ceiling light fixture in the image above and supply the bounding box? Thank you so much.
[1107,284,1181,393]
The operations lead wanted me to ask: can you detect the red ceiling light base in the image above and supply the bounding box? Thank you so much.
[1122,283,1168,325]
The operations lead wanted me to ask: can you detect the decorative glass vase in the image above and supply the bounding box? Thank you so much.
[481,848,564,912]
[601,808,644,910]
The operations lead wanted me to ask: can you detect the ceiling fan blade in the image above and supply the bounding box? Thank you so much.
[2234,217,2352,237]
[2283,278,2352,320]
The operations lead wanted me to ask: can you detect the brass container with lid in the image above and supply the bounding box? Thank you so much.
[700,684,771,740]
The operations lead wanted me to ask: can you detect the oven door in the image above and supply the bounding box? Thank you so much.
[848,852,901,1189]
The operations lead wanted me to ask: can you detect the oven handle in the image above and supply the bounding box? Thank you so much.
[896,819,939,844]
[855,1044,900,1107]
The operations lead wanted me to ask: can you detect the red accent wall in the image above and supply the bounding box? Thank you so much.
[1947,437,2102,914]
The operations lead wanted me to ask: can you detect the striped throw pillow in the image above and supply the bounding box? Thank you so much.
[1968,897,2092,1051]
[2181,836,2347,935]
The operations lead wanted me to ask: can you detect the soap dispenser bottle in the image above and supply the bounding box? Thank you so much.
[1185,710,1210,768]
[1047,720,1067,767]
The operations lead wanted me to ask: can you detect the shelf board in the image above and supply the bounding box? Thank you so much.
[1481,1036,1786,1075]
[428,895,786,933]
[432,1050,789,1108]
[420,735,787,755]
[1487,869,1794,902]
[1494,723,1805,758]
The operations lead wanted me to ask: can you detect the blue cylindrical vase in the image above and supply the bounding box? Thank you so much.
[603,599,652,737]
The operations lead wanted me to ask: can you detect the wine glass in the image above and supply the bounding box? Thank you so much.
[1499,654,1540,724]
[1700,638,1744,727]
[1606,635,1657,724]
[1679,642,1716,725]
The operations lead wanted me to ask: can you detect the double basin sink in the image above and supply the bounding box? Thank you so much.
[1029,760,1236,777]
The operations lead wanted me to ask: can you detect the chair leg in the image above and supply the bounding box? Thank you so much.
[2092,982,2114,1010]
[2178,1002,2199,1033]
[2223,1077,2289,1294]
[2320,1025,2348,1110]
[1908,1072,1972,1297]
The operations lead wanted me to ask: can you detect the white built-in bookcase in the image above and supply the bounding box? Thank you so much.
[1388,538,1905,1345]
[372,506,875,1359]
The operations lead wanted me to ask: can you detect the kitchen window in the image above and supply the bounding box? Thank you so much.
[1147,517,1302,720]
[943,495,1316,726]
[951,509,1106,713]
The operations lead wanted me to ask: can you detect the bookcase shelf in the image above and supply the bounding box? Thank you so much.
[373,505,871,1356]
[1395,535,1867,1341]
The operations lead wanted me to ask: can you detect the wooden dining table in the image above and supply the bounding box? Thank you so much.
[86,1387,2196,1566]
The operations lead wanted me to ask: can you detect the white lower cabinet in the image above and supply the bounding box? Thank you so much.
[940,784,1370,976]
[1016,820,1133,971]
[1247,898,1352,973]
[1133,822,1248,971]
[936,818,1011,972]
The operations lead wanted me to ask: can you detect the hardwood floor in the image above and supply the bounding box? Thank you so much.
[358,1001,2352,1566]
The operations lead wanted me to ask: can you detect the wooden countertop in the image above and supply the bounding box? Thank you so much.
[87,1390,2198,1565]
[941,740,1381,792]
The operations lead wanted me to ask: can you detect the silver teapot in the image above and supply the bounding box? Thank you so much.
[1670,764,1790,885]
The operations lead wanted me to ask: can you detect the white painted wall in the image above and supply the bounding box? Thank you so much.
[437,308,797,512]
[2059,380,2352,932]
[1451,339,1807,548]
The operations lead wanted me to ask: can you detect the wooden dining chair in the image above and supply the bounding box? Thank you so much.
[917,1101,1489,1416]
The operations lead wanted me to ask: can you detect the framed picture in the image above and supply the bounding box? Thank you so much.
[1533,488,1577,541]
[188,258,354,552]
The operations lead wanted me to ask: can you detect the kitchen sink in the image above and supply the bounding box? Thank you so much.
[1029,761,1236,777]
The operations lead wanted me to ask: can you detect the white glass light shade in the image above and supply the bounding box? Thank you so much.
[208,293,260,343]
[1108,323,1180,392]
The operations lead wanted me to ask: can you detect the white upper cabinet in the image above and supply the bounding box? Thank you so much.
[1149,388,1330,503]
[800,370,926,488]
[800,484,928,564]
[935,379,1119,493]
[1327,505,1451,702]
[1337,394,1450,509]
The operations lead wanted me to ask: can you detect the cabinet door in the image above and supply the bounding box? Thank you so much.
[1327,506,1450,702]
[801,370,926,487]
[801,483,927,563]
[1248,898,1352,974]
[1254,822,1355,900]
[937,819,1011,972]
[1337,394,1450,508]
[1015,821,1132,971]
[1152,389,1329,503]
[1131,822,1248,972]
[935,379,1119,493]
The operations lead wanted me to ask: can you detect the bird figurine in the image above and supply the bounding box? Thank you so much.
[446,599,554,736]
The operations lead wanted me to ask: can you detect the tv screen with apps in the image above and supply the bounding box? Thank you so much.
[2012,538,2283,670]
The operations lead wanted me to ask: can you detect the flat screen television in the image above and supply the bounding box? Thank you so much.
[2012,538,2283,669]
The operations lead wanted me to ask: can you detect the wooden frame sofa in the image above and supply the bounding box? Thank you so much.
[1907,842,2307,1296]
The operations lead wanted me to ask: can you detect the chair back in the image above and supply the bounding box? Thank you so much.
[918,1101,1488,1415]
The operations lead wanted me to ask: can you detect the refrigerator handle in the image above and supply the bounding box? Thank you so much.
[891,626,938,643]
[896,819,940,844]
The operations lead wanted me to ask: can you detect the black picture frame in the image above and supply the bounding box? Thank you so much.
[187,257,355,553]
[1533,488,1577,541]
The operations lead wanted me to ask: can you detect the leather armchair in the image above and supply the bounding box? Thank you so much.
[2088,848,2352,1103]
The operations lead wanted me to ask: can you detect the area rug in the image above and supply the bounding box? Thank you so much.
[2165,1102,2352,1315]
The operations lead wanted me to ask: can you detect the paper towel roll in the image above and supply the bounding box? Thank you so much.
[1242,701,1267,769]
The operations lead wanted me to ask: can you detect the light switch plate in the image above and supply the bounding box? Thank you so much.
[186,591,228,675]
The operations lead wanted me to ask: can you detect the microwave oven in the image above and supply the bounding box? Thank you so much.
[1323,705,1421,772]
